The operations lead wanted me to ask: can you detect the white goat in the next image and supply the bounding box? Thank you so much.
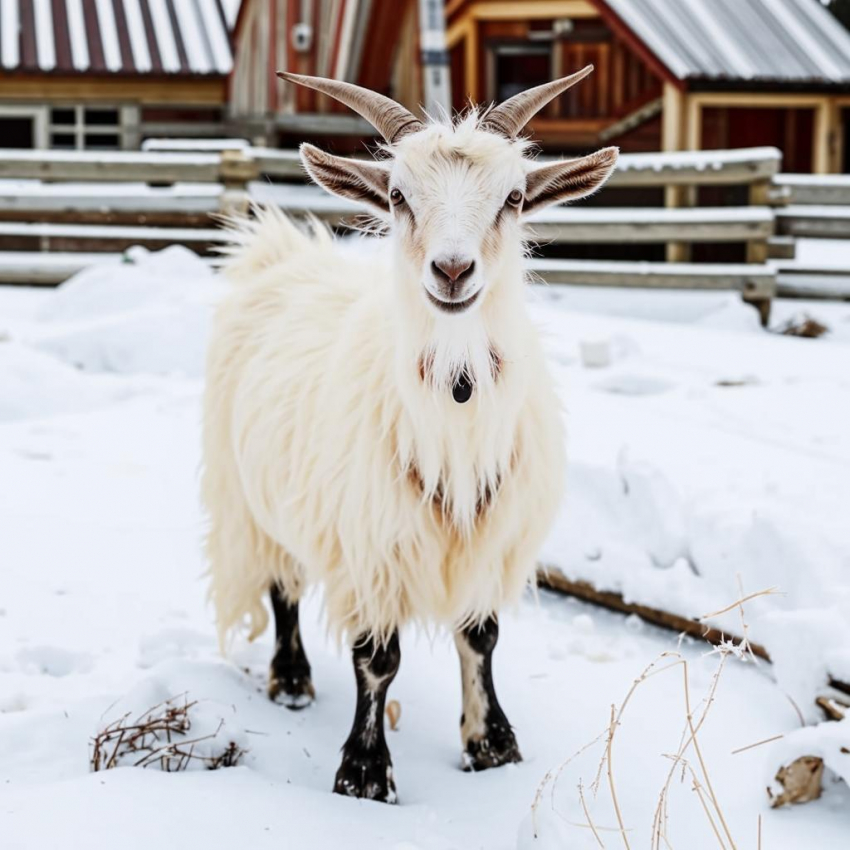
[202,67,617,802]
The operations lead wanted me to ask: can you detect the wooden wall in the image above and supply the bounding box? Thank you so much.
[229,0,417,122]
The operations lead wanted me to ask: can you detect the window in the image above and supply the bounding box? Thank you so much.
[490,44,552,102]
[0,117,35,148]
[49,106,122,150]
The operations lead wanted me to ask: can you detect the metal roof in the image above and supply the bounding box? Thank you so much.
[602,0,850,85]
[0,0,233,77]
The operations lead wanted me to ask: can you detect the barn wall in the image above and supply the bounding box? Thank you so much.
[229,0,417,123]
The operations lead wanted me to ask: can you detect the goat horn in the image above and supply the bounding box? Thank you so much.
[277,72,424,143]
[480,65,595,138]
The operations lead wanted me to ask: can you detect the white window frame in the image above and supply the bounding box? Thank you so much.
[48,104,125,151]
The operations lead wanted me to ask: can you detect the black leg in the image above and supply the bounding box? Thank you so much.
[333,632,400,803]
[268,584,315,709]
[455,616,521,771]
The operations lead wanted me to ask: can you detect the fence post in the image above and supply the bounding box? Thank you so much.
[218,150,259,217]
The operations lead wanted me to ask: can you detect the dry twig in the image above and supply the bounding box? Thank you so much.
[90,694,245,773]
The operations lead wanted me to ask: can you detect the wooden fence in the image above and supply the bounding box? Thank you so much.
[0,143,847,317]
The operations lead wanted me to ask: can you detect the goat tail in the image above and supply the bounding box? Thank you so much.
[216,203,332,282]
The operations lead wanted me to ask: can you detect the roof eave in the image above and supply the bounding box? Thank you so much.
[685,76,850,95]
[0,68,230,81]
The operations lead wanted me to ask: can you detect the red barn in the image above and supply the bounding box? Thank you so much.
[228,0,422,147]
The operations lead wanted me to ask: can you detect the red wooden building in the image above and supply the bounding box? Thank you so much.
[228,0,422,146]
[229,0,850,172]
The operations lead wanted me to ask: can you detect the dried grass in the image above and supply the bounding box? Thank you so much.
[777,315,829,339]
[532,585,778,849]
[90,694,246,773]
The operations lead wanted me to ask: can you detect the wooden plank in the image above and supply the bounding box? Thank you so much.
[776,206,850,239]
[0,146,782,189]
[0,185,222,214]
[537,569,770,660]
[0,151,223,183]
[528,207,774,244]
[249,148,304,178]
[0,222,227,242]
[0,210,218,228]
[0,252,124,285]
[529,258,777,299]
[768,236,796,260]
[776,273,850,301]
[467,1,596,20]
[774,175,850,206]
[610,148,781,188]
[0,221,227,254]
[0,75,226,104]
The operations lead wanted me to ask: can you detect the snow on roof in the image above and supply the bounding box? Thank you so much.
[0,0,233,76]
[603,0,850,85]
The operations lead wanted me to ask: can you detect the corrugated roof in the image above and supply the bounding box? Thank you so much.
[603,0,850,84]
[0,0,233,76]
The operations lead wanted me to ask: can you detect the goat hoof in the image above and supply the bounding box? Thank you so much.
[461,723,522,772]
[333,752,398,803]
[268,666,315,710]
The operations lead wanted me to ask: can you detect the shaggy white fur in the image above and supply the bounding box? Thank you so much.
[203,115,609,647]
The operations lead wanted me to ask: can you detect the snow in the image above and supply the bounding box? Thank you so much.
[1,0,20,69]
[32,0,55,71]
[0,221,226,242]
[142,138,251,152]
[221,0,242,27]
[1,251,849,848]
[65,0,89,71]
[122,0,152,73]
[793,237,850,266]
[94,0,122,72]
[199,0,235,73]
[147,0,181,72]
[615,147,782,171]
[529,206,774,225]
[776,173,850,188]
[770,717,850,790]
[16,246,223,376]
[778,204,850,220]
[172,0,213,74]
[0,180,223,213]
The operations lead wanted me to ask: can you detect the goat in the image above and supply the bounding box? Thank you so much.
[202,67,618,803]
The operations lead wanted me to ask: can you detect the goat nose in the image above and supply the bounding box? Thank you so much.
[431,256,475,285]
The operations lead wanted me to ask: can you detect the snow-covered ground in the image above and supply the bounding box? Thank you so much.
[1,247,849,849]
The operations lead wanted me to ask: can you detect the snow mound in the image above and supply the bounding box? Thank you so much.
[767,717,850,795]
[31,246,224,377]
[91,664,249,773]
[0,342,135,422]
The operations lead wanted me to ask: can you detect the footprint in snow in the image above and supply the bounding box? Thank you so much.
[16,645,94,677]
[593,374,675,396]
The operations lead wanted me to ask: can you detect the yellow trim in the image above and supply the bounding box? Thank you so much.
[687,92,841,174]
[446,16,473,50]
[447,0,597,44]
[466,0,597,20]
[446,0,468,18]
[688,92,832,109]
[661,82,685,152]
[466,20,480,102]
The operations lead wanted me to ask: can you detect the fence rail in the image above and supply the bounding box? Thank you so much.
[1,144,847,311]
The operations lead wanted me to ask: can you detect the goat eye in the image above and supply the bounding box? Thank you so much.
[390,188,405,206]
[506,189,523,208]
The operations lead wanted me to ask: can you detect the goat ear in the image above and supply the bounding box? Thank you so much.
[523,147,618,215]
[300,143,390,212]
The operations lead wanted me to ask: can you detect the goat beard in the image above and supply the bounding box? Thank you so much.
[418,345,502,393]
